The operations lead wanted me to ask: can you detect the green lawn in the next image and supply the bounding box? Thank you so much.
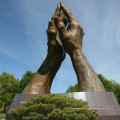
[0,113,6,120]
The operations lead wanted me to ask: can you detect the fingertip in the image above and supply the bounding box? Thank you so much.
[60,1,63,6]
[57,3,60,9]
[48,20,55,27]
[51,3,61,20]
[47,20,56,34]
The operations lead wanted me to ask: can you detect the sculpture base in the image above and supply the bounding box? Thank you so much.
[7,92,120,120]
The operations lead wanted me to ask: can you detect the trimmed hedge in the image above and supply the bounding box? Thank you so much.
[12,94,99,120]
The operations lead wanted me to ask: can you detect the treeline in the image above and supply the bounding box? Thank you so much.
[0,71,120,112]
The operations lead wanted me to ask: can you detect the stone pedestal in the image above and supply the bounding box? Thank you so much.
[7,92,120,120]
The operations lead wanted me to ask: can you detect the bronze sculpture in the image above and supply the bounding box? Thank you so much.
[8,4,120,120]
[22,2,105,94]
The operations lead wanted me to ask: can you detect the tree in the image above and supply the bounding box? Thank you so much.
[66,74,120,104]
[12,94,99,120]
[112,81,120,103]
[0,100,3,108]
[66,84,79,93]
[97,74,114,92]
[97,74,120,103]
[19,71,35,92]
[0,72,20,112]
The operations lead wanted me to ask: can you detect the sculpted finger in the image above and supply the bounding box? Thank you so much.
[47,20,57,46]
[54,16,68,38]
[51,3,61,20]
[47,20,56,35]
[60,2,77,23]
[60,12,68,27]
[60,12,65,20]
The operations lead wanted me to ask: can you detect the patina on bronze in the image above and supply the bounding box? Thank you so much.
[22,2,105,94]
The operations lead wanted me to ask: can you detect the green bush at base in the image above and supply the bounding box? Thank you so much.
[12,94,99,120]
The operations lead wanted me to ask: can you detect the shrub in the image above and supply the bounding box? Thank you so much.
[12,94,99,120]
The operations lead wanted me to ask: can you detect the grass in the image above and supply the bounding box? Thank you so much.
[0,113,6,120]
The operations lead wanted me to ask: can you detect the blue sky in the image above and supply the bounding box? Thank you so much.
[0,0,120,93]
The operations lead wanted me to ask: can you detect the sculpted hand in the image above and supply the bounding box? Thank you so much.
[22,4,66,94]
[54,2,105,92]
[54,2,84,56]
[47,3,66,61]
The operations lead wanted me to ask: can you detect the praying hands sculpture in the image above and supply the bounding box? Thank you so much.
[22,2,105,94]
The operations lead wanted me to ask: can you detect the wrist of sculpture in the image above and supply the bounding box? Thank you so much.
[47,47,65,63]
[70,49,85,62]
[46,54,63,65]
